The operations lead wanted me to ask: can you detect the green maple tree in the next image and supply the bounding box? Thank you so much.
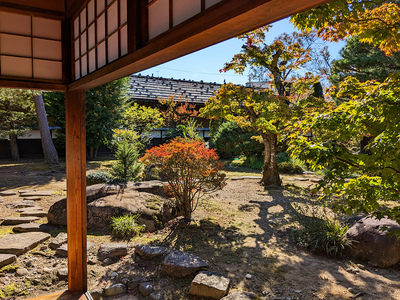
[201,30,327,187]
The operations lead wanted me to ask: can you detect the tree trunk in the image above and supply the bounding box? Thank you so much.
[33,93,59,164]
[9,135,20,162]
[261,132,281,187]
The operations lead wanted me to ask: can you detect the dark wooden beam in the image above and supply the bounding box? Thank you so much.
[0,79,66,91]
[0,2,64,19]
[65,90,87,294]
[68,0,330,91]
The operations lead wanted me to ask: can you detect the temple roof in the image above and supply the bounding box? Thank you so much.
[128,75,222,104]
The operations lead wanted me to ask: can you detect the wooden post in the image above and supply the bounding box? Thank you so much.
[65,90,87,294]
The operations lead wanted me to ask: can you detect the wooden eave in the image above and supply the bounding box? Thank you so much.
[68,0,330,91]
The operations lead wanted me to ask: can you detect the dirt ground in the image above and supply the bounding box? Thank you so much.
[0,160,400,300]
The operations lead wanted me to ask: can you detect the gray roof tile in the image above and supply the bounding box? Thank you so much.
[128,75,221,104]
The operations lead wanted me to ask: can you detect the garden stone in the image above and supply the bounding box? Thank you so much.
[23,196,42,201]
[345,216,400,267]
[0,190,16,196]
[150,293,163,300]
[189,271,230,299]
[110,271,118,279]
[310,178,322,183]
[16,268,29,276]
[245,274,252,280]
[0,232,51,255]
[121,277,129,285]
[295,177,309,181]
[20,209,47,217]
[55,242,95,257]
[0,196,3,203]
[139,282,153,296]
[135,244,168,260]
[47,184,160,230]
[102,258,113,266]
[97,243,128,261]
[13,223,52,233]
[127,277,146,289]
[90,289,104,300]
[162,250,208,277]
[57,268,68,279]
[0,254,17,268]
[6,201,35,208]
[49,232,68,250]
[19,191,54,197]
[17,206,42,212]
[221,292,258,300]
[2,217,39,225]
[104,283,127,296]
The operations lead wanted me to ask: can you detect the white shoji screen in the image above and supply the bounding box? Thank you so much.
[0,11,62,81]
[73,0,128,80]
[148,0,222,40]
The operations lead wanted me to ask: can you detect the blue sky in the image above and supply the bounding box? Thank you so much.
[135,18,346,85]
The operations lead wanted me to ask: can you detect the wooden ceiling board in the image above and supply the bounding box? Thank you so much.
[69,0,330,90]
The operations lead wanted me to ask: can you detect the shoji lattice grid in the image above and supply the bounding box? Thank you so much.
[0,11,62,81]
[73,0,128,80]
[148,0,222,40]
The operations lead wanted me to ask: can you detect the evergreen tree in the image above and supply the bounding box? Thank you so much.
[0,89,36,161]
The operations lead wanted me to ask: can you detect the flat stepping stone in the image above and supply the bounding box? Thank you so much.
[18,190,36,194]
[17,206,43,212]
[0,232,51,255]
[310,178,322,183]
[20,209,48,217]
[303,171,314,175]
[189,271,230,299]
[0,253,17,268]
[221,292,258,299]
[56,242,95,257]
[0,190,17,196]
[13,223,52,233]
[5,201,35,209]
[19,191,54,197]
[23,196,42,201]
[295,177,309,181]
[2,216,40,225]
[97,243,128,261]
[49,232,68,250]
[231,176,262,181]
[162,250,208,278]
[135,244,168,260]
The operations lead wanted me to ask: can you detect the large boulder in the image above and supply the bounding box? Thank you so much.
[47,182,164,230]
[162,250,208,278]
[345,216,400,267]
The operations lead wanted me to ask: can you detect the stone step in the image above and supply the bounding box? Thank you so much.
[0,190,17,196]
[20,209,48,217]
[23,196,42,201]
[17,206,43,213]
[0,253,17,268]
[18,190,36,194]
[13,223,52,233]
[0,232,51,255]
[19,191,55,197]
[5,201,36,209]
[1,217,40,225]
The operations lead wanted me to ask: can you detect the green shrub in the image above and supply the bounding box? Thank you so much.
[292,205,352,257]
[86,170,112,186]
[278,161,304,174]
[110,214,145,238]
[110,139,143,183]
[243,156,264,170]
[211,121,263,159]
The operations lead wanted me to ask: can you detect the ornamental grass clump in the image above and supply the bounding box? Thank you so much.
[292,204,353,257]
[110,214,145,239]
[141,138,226,221]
